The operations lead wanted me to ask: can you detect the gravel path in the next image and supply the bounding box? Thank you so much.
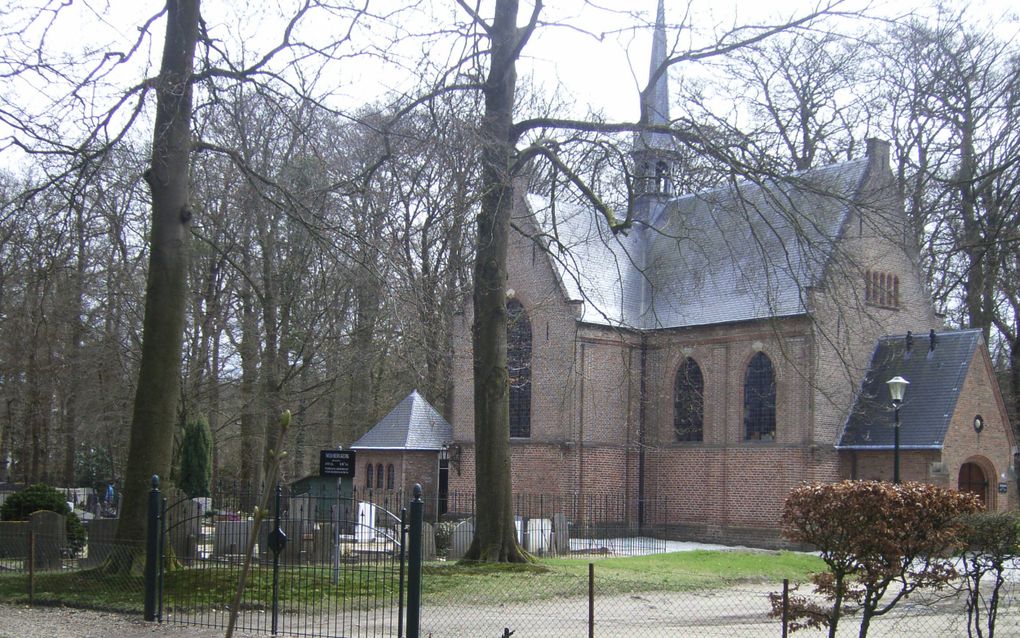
[0,604,258,638]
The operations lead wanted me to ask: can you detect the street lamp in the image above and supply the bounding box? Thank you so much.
[887,376,910,483]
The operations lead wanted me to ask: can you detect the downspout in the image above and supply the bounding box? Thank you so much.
[638,335,648,528]
[578,343,586,515]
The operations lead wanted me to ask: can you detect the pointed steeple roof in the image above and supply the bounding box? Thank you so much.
[350,390,452,450]
[638,0,672,150]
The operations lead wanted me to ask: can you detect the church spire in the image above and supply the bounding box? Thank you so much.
[632,0,674,214]
[646,0,670,133]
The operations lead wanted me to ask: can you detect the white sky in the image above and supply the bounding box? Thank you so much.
[1,0,1017,165]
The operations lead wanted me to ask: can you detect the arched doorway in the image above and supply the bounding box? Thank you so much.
[958,462,989,506]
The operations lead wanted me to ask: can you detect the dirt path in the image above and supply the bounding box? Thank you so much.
[4,583,1017,638]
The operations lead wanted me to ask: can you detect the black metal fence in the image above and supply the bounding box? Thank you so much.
[156,479,413,637]
[4,480,1020,638]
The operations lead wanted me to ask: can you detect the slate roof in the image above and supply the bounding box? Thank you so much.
[527,157,869,329]
[350,390,452,451]
[837,330,982,450]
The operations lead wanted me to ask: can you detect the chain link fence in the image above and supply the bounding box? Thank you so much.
[416,561,1020,638]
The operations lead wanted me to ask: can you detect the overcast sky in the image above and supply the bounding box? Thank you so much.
[2,0,1017,168]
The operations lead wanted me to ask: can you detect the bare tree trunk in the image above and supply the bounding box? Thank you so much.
[465,0,531,563]
[115,0,199,555]
[239,274,262,500]
[63,203,88,486]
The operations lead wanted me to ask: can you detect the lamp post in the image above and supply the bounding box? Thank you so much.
[887,376,910,484]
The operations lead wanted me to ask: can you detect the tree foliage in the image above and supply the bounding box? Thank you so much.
[178,415,213,499]
[772,481,981,637]
[0,483,86,554]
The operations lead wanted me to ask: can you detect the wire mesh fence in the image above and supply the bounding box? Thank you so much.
[417,561,1020,638]
[0,523,145,613]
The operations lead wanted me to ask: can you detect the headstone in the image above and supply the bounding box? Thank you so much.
[194,497,212,515]
[421,521,436,561]
[83,518,118,568]
[448,519,474,560]
[355,502,377,542]
[290,495,316,522]
[166,499,203,562]
[551,513,569,555]
[0,521,28,559]
[310,522,334,563]
[214,520,255,557]
[273,519,306,564]
[30,510,65,570]
[526,518,552,555]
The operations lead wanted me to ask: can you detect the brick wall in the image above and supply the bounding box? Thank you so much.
[448,148,1009,547]
[939,347,1016,510]
[355,450,439,504]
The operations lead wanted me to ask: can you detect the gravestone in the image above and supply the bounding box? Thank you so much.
[214,520,255,557]
[355,502,377,542]
[0,521,28,559]
[421,521,436,561]
[30,510,65,570]
[272,519,306,564]
[83,518,118,568]
[526,518,552,555]
[290,495,317,523]
[310,522,334,563]
[551,513,569,555]
[448,519,474,560]
[166,499,203,562]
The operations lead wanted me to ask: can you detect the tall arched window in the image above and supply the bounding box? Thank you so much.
[674,358,704,442]
[507,299,532,438]
[386,464,395,490]
[366,463,373,488]
[744,352,776,441]
[376,464,384,489]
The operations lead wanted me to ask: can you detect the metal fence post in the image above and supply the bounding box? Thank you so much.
[588,562,594,638]
[398,507,407,638]
[272,482,283,636]
[27,529,35,607]
[782,578,789,638]
[406,484,424,638]
[158,496,167,622]
[144,474,161,622]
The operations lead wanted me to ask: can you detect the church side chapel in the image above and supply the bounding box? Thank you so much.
[448,1,1016,546]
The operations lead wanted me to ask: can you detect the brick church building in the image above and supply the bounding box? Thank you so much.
[445,1,1016,546]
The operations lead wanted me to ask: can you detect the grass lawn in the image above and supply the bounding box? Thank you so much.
[422,550,823,603]
[0,549,824,611]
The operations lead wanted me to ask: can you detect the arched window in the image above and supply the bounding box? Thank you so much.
[366,463,373,488]
[507,299,532,438]
[386,464,395,490]
[744,352,776,441]
[674,358,704,442]
[376,464,384,489]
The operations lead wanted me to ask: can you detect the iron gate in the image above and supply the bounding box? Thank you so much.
[154,481,411,637]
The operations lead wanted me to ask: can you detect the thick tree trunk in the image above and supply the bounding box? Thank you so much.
[239,275,262,501]
[464,0,527,563]
[115,0,199,556]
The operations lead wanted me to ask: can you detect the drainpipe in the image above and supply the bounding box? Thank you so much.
[638,336,648,528]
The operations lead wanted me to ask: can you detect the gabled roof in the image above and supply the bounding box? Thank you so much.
[837,330,983,450]
[526,156,870,330]
[350,390,452,451]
